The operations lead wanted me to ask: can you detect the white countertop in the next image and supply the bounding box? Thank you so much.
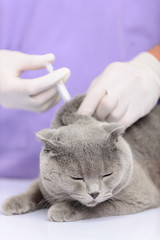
[0,178,160,240]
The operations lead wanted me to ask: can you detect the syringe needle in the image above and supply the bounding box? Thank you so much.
[46,63,71,103]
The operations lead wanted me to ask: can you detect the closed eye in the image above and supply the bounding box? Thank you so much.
[43,148,59,156]
[44,149,50,153]
[103,172,113,178]
[71,176,84,181]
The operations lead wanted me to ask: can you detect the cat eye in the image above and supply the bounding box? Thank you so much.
[44,148,58,155]
[71,176,84,181]
[103,172,113,178]
[44,149,50,153]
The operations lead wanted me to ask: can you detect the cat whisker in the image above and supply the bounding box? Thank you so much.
[107,198,124,209]
[112,196,124,201]
[70,193,86,200]
[102,194,112,199]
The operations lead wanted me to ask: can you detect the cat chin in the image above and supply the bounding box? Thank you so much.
[84,201,99,207]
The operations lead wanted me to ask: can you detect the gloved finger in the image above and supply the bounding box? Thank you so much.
[106,103,128,122]
[86,77,99,92]
[95,94,118,121]
[118,89,144,127]
[118,105,140,127]
[41,94,60,112]
[106,79,142,123]
[19,67,70,95]
[32,93,60,113]
[105,90,132,122]
[78,85,107,115]
[19,53,55,70]
[29,86,58,108]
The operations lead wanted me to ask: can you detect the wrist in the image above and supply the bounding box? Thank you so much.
[130,52,160,92]
[148,44,160,62]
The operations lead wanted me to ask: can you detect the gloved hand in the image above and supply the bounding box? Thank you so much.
[78,52,160,127]
[0,50,70,112]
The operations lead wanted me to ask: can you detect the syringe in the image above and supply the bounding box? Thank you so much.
[46,63,71,103]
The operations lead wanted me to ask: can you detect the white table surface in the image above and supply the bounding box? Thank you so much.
[0,178,160,240]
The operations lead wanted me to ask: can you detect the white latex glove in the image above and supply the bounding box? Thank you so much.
[0,50,70,112]
[78,52,160,127]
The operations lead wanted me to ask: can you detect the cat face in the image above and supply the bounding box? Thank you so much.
[37,119,133,207]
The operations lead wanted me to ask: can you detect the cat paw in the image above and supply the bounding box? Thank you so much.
[2,194,37,215]
[48,202,86,222]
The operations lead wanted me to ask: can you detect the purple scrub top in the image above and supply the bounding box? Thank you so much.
[0,0,160,178]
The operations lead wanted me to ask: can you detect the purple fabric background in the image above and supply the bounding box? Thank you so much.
[0,0,160,178]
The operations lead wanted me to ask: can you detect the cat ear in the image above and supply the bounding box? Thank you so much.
[36,128,59,147]
[102,123,125,141]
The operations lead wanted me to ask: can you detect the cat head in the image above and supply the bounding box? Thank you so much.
[37,117,133,207]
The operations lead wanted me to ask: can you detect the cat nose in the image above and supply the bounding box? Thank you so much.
[90,192,99,199]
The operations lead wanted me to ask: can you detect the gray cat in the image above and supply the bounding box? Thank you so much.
[2,95,160,222]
